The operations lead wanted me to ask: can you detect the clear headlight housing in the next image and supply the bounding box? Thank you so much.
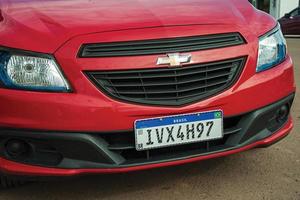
[257,24,287,72]
[0,49,70,92]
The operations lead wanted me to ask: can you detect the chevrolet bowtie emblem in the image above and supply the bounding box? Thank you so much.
[157,53,192,67]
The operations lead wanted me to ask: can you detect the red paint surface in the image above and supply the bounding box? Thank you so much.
[0,0,296,176]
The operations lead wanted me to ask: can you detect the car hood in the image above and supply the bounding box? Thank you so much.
[0,0,275,53]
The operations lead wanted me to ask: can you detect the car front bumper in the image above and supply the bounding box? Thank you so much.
[0,93,295,176]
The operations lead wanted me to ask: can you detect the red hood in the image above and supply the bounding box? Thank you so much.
[0,0,275,53]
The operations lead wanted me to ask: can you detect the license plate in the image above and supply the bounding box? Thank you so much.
[134,110,223,151]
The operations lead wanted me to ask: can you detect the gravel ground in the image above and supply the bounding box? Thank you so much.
[0,39,299,200]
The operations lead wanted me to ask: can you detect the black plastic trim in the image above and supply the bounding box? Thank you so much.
[0,79,4,88]
[79,32,246,58]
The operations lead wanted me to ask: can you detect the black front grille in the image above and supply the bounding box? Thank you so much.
[79,33,245,57]
[86,57,246,106]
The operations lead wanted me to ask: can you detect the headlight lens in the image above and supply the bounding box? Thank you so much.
[0,50,70,92]
[257,25,287,72]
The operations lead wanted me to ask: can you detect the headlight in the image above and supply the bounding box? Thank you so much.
[0,49,70,92]
[256,24,287,72]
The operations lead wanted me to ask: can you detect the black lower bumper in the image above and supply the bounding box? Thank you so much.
[0,93,295,169]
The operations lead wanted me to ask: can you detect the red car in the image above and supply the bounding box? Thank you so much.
[279,7,300,35]
[0,0,296,187]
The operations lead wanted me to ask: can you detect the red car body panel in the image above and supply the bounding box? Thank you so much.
[0,0,296,176]
[1,0,274,53]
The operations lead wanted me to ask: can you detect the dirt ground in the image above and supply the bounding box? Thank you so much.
[0,39,299,200]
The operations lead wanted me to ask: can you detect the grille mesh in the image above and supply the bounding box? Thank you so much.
[79,33,245,57]
[86,57,246,106]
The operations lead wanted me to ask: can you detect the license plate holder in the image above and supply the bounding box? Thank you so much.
[134,110,224,151]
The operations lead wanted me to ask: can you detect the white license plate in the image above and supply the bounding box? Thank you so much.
[134,110,223,151]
